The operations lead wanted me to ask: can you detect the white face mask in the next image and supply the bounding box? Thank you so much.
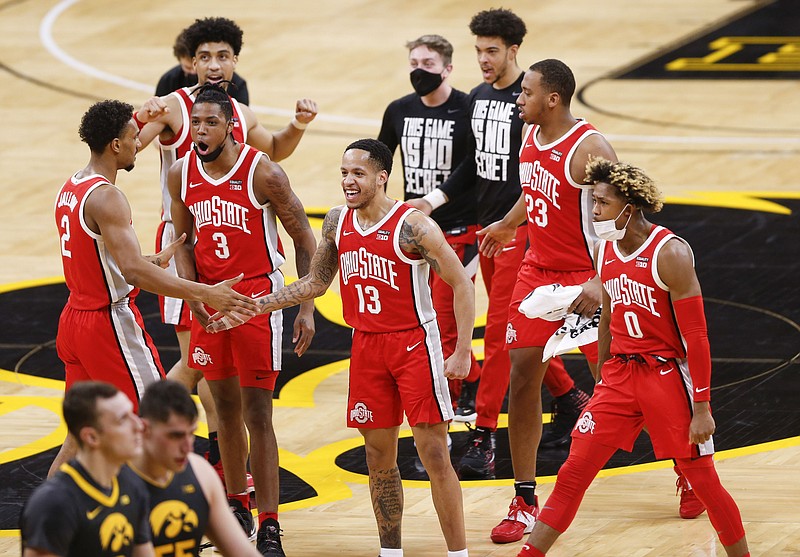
[593,204,631,241]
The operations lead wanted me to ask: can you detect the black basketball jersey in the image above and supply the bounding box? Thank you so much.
[378,88,477,232]
[20,461,151,557]
[131,459,210,557]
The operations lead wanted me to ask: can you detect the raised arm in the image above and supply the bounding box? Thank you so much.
[400,211,475,379]
[237,99,317,162]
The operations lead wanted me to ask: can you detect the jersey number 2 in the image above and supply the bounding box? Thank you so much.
[355,284,381,314]
[59,214,72,258]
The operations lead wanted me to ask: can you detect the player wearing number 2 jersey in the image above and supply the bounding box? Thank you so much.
[168,84,316,556]
[516,158,749,557]
[50,100,256,479]
[221,139,473,556]
[477,59,617,543]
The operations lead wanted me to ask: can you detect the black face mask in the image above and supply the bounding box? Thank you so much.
[194,134,227,163]
[410,68,443,97]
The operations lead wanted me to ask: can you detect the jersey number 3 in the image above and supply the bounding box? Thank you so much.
[212,232,230,259]
[355,284,381,314]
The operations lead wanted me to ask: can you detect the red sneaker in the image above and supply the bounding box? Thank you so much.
[674,466,705,519]
[490,495,539,543]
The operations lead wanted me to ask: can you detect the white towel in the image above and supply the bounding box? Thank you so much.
[542,308,602,361]
[518,283,583,322]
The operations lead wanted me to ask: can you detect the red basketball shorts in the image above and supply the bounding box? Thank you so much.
[347,323,453,429]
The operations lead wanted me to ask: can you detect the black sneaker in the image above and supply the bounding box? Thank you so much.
[539,387,590,449]
[256,518,285,557]
[453,380,478,422]
[229,497,256,540]
[458,425,496,479]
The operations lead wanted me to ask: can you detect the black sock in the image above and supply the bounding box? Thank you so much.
[207,431,220,465]
[514,480,537,506]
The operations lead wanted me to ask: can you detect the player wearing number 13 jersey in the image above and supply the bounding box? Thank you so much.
[234,139,474,554]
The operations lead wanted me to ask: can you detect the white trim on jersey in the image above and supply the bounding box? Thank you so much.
[392,207,437,326]
[230,97,250,144]
[563,128,601,189]
[334,205,347,248]
[109,301,163,402]
[267,269,285,372]
[421,319,454,421]
[158,221,187,325]
[244,150,286,271]
[195,144,249,185]
[246,151,266,209]
[675,357,715,457]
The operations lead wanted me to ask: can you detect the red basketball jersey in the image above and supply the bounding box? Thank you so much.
[598,225,691,357]
[55,174,137,310]
[159,87,248,222]
[336,202,436,332]
[181,144,284,283]
[520,120,601,271]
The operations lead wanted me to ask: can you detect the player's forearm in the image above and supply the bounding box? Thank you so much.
[451,279,476,357]
[501,193,528,228]
[270,124,306,162]
[256,276,326,314]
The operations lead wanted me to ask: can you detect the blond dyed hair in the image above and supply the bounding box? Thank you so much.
[585,157,664,213]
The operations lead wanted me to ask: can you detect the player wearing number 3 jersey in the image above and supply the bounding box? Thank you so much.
[168,84,317,554]
[222,139,474,556]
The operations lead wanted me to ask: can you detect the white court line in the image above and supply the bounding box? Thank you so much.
[40,0,800,143]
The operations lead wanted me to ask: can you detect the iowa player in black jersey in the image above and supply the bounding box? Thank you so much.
[377,34,482,425]
[131,380,263,557]
[21,381,153,557]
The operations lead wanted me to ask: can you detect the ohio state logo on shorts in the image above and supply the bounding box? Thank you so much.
[505,323,518,344]
[575,411,596,434]
[191,347,213,366]
[349,401,374,424]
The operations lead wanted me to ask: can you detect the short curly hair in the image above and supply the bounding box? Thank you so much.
[78,100,134,154]
[345,139,393,177]
[183,17,243,57]
[469,8,527,47]
[585,157,664,213]
[194,83,234,122]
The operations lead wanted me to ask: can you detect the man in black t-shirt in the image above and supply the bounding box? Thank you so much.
[378,34,481,421]
[20,382,153,557]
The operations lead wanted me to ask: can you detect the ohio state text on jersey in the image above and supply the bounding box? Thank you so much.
[181,144,284,283]
[520,119,602,271]
[597,225,692,357]
[336,201,437,332]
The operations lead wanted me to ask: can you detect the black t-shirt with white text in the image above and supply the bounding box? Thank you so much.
[379,89,476,232]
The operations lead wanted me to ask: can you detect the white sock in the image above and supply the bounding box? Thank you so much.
[447,550,468,557]
[380,549,403,557]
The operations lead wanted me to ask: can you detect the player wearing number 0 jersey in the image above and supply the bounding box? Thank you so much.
[517,159,749,557]
[156,86,249,328]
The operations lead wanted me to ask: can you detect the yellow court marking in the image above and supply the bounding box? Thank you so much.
[0,395,66,464]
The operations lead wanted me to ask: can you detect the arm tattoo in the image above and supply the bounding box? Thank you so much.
[399,219,441,275]
[369,466,403,548]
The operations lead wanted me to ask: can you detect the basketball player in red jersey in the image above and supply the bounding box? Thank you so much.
[408,9,589,485]
[50,100,257,478]
[516,158,750,557]
[167,85,317,557]
[211,138,473,557]
[136,16,318,493]
[477,58,617,543]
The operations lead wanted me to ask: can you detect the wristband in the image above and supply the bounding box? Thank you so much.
[422,188,448,210]
[132,111,146,132]
[290,118,308,130]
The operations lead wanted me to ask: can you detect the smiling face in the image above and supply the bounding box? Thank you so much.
[193,41,237,87]
[340,149,387,210]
